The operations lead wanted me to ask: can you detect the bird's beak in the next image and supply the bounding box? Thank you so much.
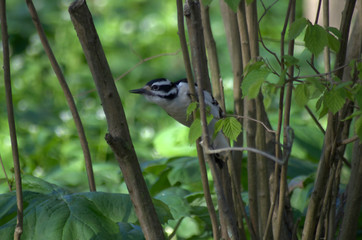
[129,88,146,94]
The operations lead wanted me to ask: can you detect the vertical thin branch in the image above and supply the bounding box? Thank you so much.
[200,0,222,103]
[220,0,244,194]
[273,1,295,240]
[323,0,331,79]
[184,1,240,239]
[68,1,165,239]
[176,1,220,239]
[237,1,260,237]
[25,0,96,192]
[0,0,23,239]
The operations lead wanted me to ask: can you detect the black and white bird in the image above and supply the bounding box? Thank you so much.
[130,78,229,167]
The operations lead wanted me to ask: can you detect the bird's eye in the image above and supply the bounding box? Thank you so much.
[151,85,159,91]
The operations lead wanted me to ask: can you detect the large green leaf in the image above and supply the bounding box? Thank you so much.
[167,157,201,188]
[304,23,328,55]
[287,17,308,41]
[155,187,191,220]
[0,186,172,240]
[189,118,202,144]
[323,88,346,114]
[327,32,340,52]
[294,84,310,106]
[242,63,270,99]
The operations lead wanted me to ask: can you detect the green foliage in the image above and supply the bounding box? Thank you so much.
[242,60,271,99]
[355,117,362,141]
[283,55,299,68]
[186,101,198,121]
[323,87,347,115]
[1,0,361,238]
[189,118,203,144]
[301,22,341,55]
[304,23,328,55]
[294,84,310,107]
[214,117,242,142]
[201,0,213,7]
[287,17,308,41]
[0,177,172,240]
[224,0,241,12]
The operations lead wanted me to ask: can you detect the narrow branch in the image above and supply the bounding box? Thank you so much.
[167,217,184,240]
[115,49,181,82]
[200,0,223,103]
[229,114,276,134]
[26,0,96,192]
[203,126,294,166]
[0,0,23,238]
[340,136,359,145]
[305,105,326,135]
[0,154,12,191]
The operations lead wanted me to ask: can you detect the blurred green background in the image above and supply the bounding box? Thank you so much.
[0,0,349,196]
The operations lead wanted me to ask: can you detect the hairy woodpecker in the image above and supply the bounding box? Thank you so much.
[130,78,228,167]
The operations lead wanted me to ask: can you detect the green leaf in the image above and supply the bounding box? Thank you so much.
[306,78,324,99]
[186,102,198,121]
[201,0,213,6]
[0,190,172,239]
[155,187,191,219]
[318,105,329,119]
[242,62,270,99]
[327,32,340,52]
[213,119,225,139]
[357,61,362,81]
[287,17,308,41]
[323,88,346,114]
[294,84,309,106]
[167,157,201,187]
[283,55,299,67]
[326,26,341,39]
[304,23,328,55]
[355,117,362,141]
[354,85,362,109]
[246,0,254,4]
[278,69,287,85]
[188,118,202,144]
[222,117,242,142]
[224,0,241,12]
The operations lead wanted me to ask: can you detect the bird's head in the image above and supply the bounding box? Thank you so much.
[130,78,179,104]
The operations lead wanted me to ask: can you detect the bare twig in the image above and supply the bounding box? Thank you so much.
[0,154,11,191]
[114,49,181,82]
[340,136,359,145]
[203,126,293,166]
[204,146,286,165]
[26,0,96,192]
[305,105,326,135]
[0,0,23,238]
[200,0,223,103]
[272,1,294,239]
[314,0,323,25]
[167,217,184,240]
[229,114,276,134]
